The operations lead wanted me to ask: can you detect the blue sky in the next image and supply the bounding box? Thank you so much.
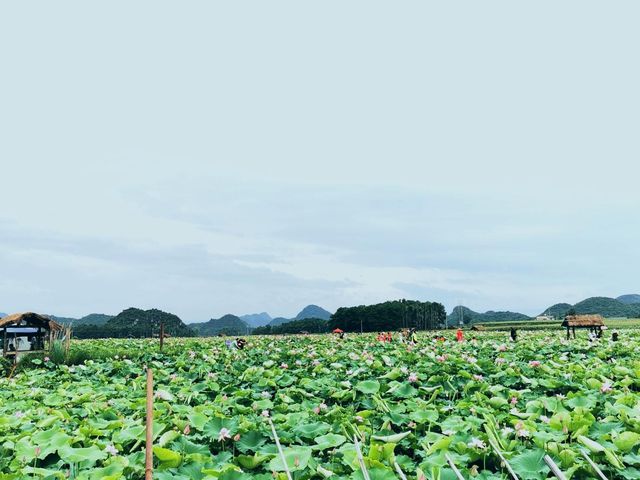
[1,2,638,321]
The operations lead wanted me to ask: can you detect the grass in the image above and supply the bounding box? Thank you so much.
[475,316,640,331]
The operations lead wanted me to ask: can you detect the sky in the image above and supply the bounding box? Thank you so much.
[1,2,639,321]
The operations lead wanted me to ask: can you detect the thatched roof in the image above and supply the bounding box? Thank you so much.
[0,312,63,331]
[562,314,604,327]
[471,325,486,331]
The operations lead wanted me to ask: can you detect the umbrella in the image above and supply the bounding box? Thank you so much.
[332,328,344,333]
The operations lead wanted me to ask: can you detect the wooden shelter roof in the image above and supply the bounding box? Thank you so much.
[0,312,63,331]
[562,314,604,327]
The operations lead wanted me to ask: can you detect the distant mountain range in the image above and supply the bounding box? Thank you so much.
[191,305,333,335]
[239,312,272,328]
[50,313,113,326]
[0,312,6,319]
[447,306,530,325]
[540,296,640,319]
[449,294,640,325]
[268,305,332,326]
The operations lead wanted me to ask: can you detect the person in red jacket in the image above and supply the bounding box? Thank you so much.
[456,328,464,342]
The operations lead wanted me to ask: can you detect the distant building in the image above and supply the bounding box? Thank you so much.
[536,315,554,321]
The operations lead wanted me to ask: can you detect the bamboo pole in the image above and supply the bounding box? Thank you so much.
[353,436,371,480]
[580,450,608,480]
[445,454,465,480]
[393,461,408,480]
[145,368,154,480]
[489,441,519,479]
[543,455,567,480]
[159,322,164,352]
[268,418,293,480]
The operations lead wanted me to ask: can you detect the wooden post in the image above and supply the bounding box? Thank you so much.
[159,322,164,352]
[544,455,567,480]
[145,368,154,480]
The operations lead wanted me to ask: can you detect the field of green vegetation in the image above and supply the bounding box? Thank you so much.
[2,330,640,479]
[477,318,640,332]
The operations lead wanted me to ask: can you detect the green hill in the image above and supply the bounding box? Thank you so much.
[447,306,530,325]
[540,297,640,319]
[617,294,640,305]
[191,314,251,336]
[295,305,332,321]
[107,308,194,337]
[268,317,290,327]
[572,297,640,317]
[540,303,573,318]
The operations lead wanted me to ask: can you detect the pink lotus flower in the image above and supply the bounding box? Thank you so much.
[105,444,118,456]
[495,357,506,365]
[218,428,231,442]
[601,382,613,393]
[35,447,41,457]
[529,360,541,367]
[355,415,364,423]
[313,407,321,414]
[473,374,483,381]
[436,355,447,363]
[183,424,191,435]
[467,438,486,449]
[233,434,241,441]
[511,397,518,405]
[497,344,507,352]
[44,357,50,362]
[280,363,288,369]
[408,373,418,383]
[261,410,270,417]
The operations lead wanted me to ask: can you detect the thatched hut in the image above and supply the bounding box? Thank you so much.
[0,312,63,359]
[561,314,604,339]
[471,325,486,331]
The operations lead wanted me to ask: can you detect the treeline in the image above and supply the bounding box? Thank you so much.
[328,300,446,332]
[252,318,329,335]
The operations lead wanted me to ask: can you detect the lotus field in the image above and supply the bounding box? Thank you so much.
[3,331,640,479]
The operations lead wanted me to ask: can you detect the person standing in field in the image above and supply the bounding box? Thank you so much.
[456,328,464,342]
[510,327,517,342]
